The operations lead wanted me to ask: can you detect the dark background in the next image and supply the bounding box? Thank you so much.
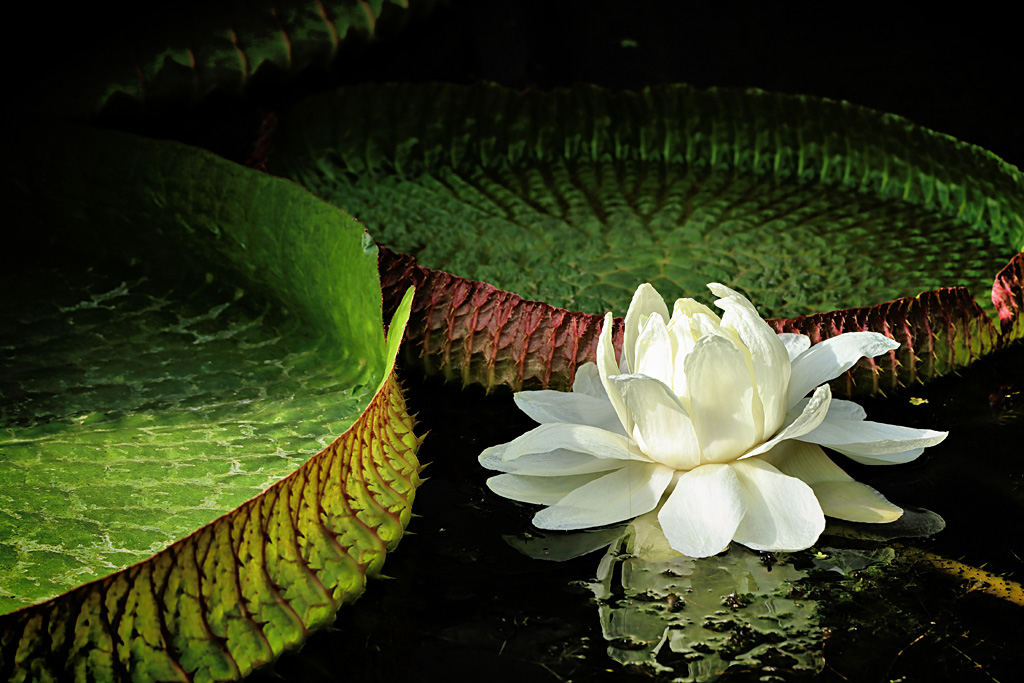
[8,1,1022,169]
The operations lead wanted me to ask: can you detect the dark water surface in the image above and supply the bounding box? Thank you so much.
[253,343,1024,683]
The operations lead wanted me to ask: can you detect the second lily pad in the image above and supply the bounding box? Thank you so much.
[270,82,1022,319]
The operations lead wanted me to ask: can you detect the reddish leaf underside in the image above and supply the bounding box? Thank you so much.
[381,247,1022,397]
[993,252,1024,343]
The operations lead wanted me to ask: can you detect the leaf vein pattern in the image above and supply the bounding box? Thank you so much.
[1,375,422,681]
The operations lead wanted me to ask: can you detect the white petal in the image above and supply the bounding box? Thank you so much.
[671,298,720,327]
[480,448,626,476]
[667,331,695,402]
[787,332,900,408]
[833,446,925,466]
[760,439,850,481]
[684,310,724,339]
[826,398,868,421]
[760,440,902,522]
[609,374,703,470]
[623,284,670,372]
[486,472,609,505]
[658,464,746,558]
[709,282,790,438]
[597,312,633,434]
[812,481,903,523]
[489,422,649,464]
[572,362,607,399]
[786,396,867,423]
[533,461,674,530]
[731,459,826,552]
[684,335,758,463]
[800,418,947,458]
[742,384,832,459]
[514,390,626,435]
[777,333,811,362]
[634,313,675,388]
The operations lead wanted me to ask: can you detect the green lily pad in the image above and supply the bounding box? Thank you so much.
[271,82,1022,318]
[0,264,373,615]
[268,82,1023,393]
[0,127,421,681]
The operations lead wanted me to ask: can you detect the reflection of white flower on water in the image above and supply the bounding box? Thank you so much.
[480,283,948,558]
[588,512,824,681]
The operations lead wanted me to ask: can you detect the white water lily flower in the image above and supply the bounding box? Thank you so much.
[480,283,948,558]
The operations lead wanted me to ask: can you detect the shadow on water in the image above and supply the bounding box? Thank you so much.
[253,341,1024,683]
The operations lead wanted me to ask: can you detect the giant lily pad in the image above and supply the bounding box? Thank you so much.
[0,127,420,681]
[269,82,1024,394]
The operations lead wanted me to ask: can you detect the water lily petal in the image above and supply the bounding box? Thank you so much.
[598,312,633,434]
[692,312,728,344]
[672,298,721,327]
[812,481,903,522]
[514,390,626,435]
[480,448,626,476]
[760,440,902,522]
[787,332,899,408]
[832,446,925,466]
[666,301,711,401]
[634,312,675,388]
[609,373,703,470]
[742,384,832,459]
[572,362,607,399]
[487,422,649,464]
[787,396,867,423]
[623,283,670,372]
[826,398,868,421]
[777,333,811,361]
[731,459,826,551]
[658,464,746,558]
[800,418,947,458]
[685,335,758,463]
[709,282,790,438]
[486,472,609,505]
[533,461,675,530]
[760,439,849,480]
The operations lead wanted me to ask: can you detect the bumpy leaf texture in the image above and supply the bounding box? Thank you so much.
[0,264,379,614]
[39,0,415,118]
[267,82,1023,394]
[0,374,419,683]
